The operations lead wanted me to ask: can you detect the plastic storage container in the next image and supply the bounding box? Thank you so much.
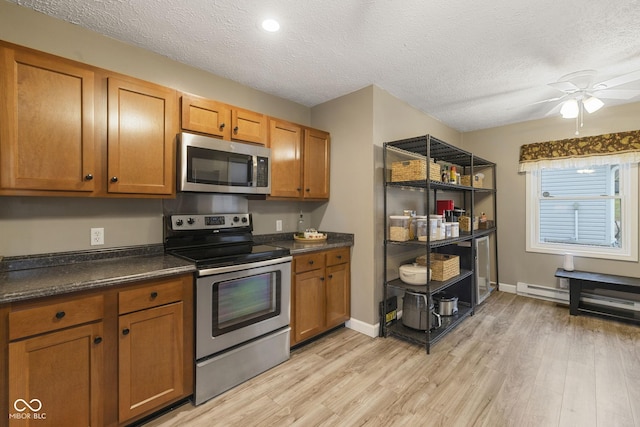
[389,215,411,241]
[416,216,428,241]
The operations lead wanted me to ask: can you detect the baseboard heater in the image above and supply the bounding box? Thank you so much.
[516,282,640,312]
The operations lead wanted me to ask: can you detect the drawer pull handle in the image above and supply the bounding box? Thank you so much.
[150,291,158,299]
[94,336,103,345]
[55,311,66,319]
[336,255,342,259]
[122,328,130,336]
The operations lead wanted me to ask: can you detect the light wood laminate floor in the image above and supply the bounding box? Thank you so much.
[143,291,640,427]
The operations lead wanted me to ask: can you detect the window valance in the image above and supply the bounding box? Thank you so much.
[519,130,640,172]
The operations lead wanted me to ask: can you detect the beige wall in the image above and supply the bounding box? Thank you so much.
[462,102,640,289]
[310,85,463,325]
[0,0,313,256]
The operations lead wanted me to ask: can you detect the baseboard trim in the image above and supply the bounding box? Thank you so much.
[499,282,517,294]
[346,318,379,338]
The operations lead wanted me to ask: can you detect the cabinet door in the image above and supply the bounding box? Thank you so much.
[0,47,96,192]
[293,269,325,343]
[107,77,177,195]
[8,322,103,427]
[232,107,267,144]
[181,94,231,139]
[118,302,184,422]
[325,262,350,329]
[303,129,330,199]
[269,120,302,198]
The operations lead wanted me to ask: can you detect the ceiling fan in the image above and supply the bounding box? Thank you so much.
[539,69,640,134]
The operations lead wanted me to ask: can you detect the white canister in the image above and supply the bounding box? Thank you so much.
[443,222,452,238]
[451,222,459,238]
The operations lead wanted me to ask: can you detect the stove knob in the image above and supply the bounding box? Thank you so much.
[233,216,240,223]
[175,219,184,226]
[241,217,248,223]
[187,217,195,225]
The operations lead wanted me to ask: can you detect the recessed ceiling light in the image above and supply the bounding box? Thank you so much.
[261,19,280,32]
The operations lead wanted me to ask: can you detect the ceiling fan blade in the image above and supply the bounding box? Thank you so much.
[548,81,580,93]
[529,95,567,106]
[591,89,640,100]
[594,69,640,90]
[543,103,562,117]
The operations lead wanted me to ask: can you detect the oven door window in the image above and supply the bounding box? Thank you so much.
[212,271,281,335]
[187,146,253,186]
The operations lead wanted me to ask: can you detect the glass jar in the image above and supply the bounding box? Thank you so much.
[389,215,410,241]
[415,216,428,241]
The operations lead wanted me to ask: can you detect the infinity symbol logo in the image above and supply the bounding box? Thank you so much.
[14,398,42,412]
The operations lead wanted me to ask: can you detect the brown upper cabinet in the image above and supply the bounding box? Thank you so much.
[268,119,330,200]
[0,42,178,198]
[107,77,177,196]
[0,46,96,193]
[181,93,267,145]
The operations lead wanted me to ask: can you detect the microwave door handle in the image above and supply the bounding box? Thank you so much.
[251,156,258,187]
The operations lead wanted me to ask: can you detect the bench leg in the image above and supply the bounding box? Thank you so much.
[569,279,580,315]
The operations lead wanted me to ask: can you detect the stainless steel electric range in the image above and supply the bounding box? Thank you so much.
[165,213,292,405]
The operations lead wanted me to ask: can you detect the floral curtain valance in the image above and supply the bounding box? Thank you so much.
[519,130,640,172]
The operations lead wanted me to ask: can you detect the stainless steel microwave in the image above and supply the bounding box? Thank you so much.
[178,132,271,194]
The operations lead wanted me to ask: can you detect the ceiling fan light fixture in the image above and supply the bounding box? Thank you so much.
[560,98,579,119]
[583,96,604,113]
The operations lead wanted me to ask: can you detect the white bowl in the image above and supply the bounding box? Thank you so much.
[399,263,431,285]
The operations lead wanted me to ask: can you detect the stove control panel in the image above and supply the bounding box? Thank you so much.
[170,213,251,231]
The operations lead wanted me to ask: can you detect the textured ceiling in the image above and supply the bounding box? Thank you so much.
[8,0,640,132]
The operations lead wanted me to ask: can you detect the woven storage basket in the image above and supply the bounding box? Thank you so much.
[458,215,478,232]
[460,175,484,188]
[415,253,460,281]
[391,160,441,182]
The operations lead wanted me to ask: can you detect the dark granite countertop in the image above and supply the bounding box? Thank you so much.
[0,245,196,304]
[254,232,354,254]
[0,232,353,305]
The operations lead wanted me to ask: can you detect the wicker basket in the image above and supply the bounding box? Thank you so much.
[416,253,460,281]
[391,160,441,182]
[460,175,484,188]
[458,216,478,232]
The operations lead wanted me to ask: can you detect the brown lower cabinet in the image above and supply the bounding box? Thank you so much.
[3,274,193,427]
[291,247,351,346]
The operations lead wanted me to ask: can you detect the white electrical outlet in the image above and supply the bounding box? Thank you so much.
[91,228,104,246]
[276,220,283,231]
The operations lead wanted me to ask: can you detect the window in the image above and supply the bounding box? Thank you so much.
[526,162,638,261]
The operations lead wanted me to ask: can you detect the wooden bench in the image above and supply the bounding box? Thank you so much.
[554,268,640,324]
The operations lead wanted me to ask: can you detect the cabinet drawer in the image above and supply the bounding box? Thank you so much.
[9,295,104,341]
[326,247,350,266]
[294,252,325,273]
[119,278,185,315]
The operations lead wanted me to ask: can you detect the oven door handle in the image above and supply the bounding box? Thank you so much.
[197,255,292,277]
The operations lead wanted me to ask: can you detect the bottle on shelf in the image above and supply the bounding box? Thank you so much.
[450,165,457,184]
[297,211,306,233]
[441,165,449,183]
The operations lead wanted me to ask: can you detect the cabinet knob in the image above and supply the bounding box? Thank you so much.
[150,291,158,299]
[55,311,66,319]
[336,255,342,259]
[309,260,314,265]
[328,274,333,279]
[220,123,225,129]
[320,277,325,281]
[233,126,239,134]
[85,173,93,181]
[297,187,302,191]
[305,188,310,192]
[94,336,103,345]
[122,328,130,336]
[110,176,118,183]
